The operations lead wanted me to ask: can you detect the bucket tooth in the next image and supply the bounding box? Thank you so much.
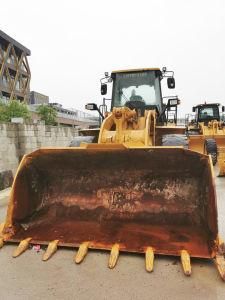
[0,223,4,233]
[215,255,225,280]
[145,247,154,272]
[108,244,120,269]
[12,237,32,258]
[0,238,3,249]
[181,250,191,276]
[0,223,5,249]
[42,240,59,261]
[215,238,225,280]
[74,242,89,264]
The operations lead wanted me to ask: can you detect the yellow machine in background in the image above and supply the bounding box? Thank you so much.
[1,68,225,280]
[188,103,225,176]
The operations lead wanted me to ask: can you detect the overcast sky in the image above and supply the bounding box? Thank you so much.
[1,0,225,116]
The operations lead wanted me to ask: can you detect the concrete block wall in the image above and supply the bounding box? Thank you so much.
[0,122,78,181]
[0,123,19,176]
[17,124,77,156]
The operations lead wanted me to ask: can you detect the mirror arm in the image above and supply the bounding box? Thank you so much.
[96,107,105,120]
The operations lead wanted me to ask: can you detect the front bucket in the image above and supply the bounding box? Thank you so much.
[2,147,218,258]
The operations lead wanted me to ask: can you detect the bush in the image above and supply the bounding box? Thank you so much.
[0,100,31,122]
[37,104,57,125]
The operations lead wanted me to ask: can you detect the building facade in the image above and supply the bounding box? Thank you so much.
[0,29,31,102]
[30,91,49,105]
[28,102,99,128]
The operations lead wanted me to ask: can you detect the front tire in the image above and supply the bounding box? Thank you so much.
[205,139,217,165]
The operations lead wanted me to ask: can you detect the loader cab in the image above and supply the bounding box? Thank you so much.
[193,103,222,124]
[110,69,163,115]
[86,68,178,124]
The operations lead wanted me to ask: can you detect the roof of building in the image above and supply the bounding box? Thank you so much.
[0,29,31,56]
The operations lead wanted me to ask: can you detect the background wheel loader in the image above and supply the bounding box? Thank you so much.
[187,103,225,176]
[1,68,225,280]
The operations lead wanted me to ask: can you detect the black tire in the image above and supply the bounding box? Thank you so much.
[205,139,217,165]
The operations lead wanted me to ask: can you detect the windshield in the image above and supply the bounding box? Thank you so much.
[198,106,220,121]
[112,71,162,111]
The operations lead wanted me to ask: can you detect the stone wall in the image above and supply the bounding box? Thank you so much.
[17,123,77,156]
[0,122,77,188]
[0,123,19,177]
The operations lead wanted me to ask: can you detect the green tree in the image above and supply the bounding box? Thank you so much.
[0,100,31,122]
[37,104,57,125]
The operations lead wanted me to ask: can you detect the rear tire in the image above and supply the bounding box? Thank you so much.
[205,139,217,165]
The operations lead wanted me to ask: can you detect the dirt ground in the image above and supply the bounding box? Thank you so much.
[0,169,225,300]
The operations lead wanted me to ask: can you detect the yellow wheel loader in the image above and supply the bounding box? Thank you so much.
[1,68,225,279]
[188,103,225,176]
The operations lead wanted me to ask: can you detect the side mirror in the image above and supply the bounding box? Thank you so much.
[222,106,225,112]
[101,84,107,95]
[167,77,175,89]
[85,103,98,111]
[85,102,105,121]
[192,107,196,113]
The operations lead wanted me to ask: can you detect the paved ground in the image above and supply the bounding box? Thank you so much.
[0,169,225,300]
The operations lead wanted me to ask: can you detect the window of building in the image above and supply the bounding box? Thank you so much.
[2,74,8,86]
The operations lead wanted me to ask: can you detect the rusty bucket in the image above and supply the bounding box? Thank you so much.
[2,147,218,261]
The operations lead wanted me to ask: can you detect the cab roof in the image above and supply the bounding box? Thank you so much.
[194,103,221,108]
[111,68,161,74]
